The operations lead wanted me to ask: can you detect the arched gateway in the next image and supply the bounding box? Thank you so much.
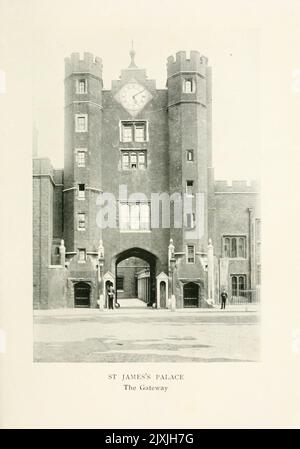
[113,248,158,307]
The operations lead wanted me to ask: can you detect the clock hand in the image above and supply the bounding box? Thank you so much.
[132,89,146,99]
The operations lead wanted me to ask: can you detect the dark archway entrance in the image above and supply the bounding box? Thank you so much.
[160,281,167,308]
[183,282,199,308]
[74,282,91,308]
[115,248,157,308]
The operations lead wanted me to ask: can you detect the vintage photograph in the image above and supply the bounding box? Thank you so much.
[32,22,261,363]
[3,0,300,431]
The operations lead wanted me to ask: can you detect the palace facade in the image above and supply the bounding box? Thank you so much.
[33,50,260,309]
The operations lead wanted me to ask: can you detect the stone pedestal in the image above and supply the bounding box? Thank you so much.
[170,294,176,312]
[99,294,104,310]
[59,239,66,267]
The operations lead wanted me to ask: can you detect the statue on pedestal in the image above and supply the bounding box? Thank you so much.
[168,238,175,260]
[97,239,104,259]
[59,239,66,267]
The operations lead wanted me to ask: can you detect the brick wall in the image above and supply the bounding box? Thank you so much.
[32,158,54,308]
[213,184,260,299]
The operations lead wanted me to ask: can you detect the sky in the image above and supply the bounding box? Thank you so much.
[32,0,262,180]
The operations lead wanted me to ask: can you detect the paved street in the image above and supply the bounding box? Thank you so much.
[33,299,260,363]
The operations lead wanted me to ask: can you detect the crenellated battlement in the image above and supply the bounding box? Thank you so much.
[215,180,259,193]
[64,52,102,78]
[167,50,208,77]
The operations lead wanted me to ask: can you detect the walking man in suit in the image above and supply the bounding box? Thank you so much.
[220,288,228,310]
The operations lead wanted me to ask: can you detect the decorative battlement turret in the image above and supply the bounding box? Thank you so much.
[167,50,208,78]
[215,180,259,193]
[64,51,103,254]
[64,52,102,78]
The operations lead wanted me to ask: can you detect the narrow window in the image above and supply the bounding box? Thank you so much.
[122,153,129,170]
[140,203,150,230]
[138,152,146,169]
[119,203,130,230]
[238,237,245,258]
[231,238,237,258]
[122,124,133,142]
[78,249,86,262]
[78,213,86,230]
[76,115,88,132]
[187,245,195,264]
[232,276,237,296]
[183,78,195,93]
[134,123,146,142]
[224,237,230,257]
[186,180,194,196]
[187,150,194,161]
[185,80,192,93]
[130,203,140,230]
[77,79,87,94]
[239,276,246,296]
[130,152,137,169]
[78,184,85,199]
[77,151,86,167]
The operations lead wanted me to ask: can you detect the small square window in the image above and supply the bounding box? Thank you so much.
[187,150,194,161]
[187,245,195,264]
[120,121,147,142]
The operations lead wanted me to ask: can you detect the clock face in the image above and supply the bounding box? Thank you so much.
[115,80,152,117]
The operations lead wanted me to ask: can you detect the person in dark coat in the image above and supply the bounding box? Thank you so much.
[107,285,115,310]
[220,288,228,309]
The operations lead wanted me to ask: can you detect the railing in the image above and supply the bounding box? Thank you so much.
[226,289,260,305]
